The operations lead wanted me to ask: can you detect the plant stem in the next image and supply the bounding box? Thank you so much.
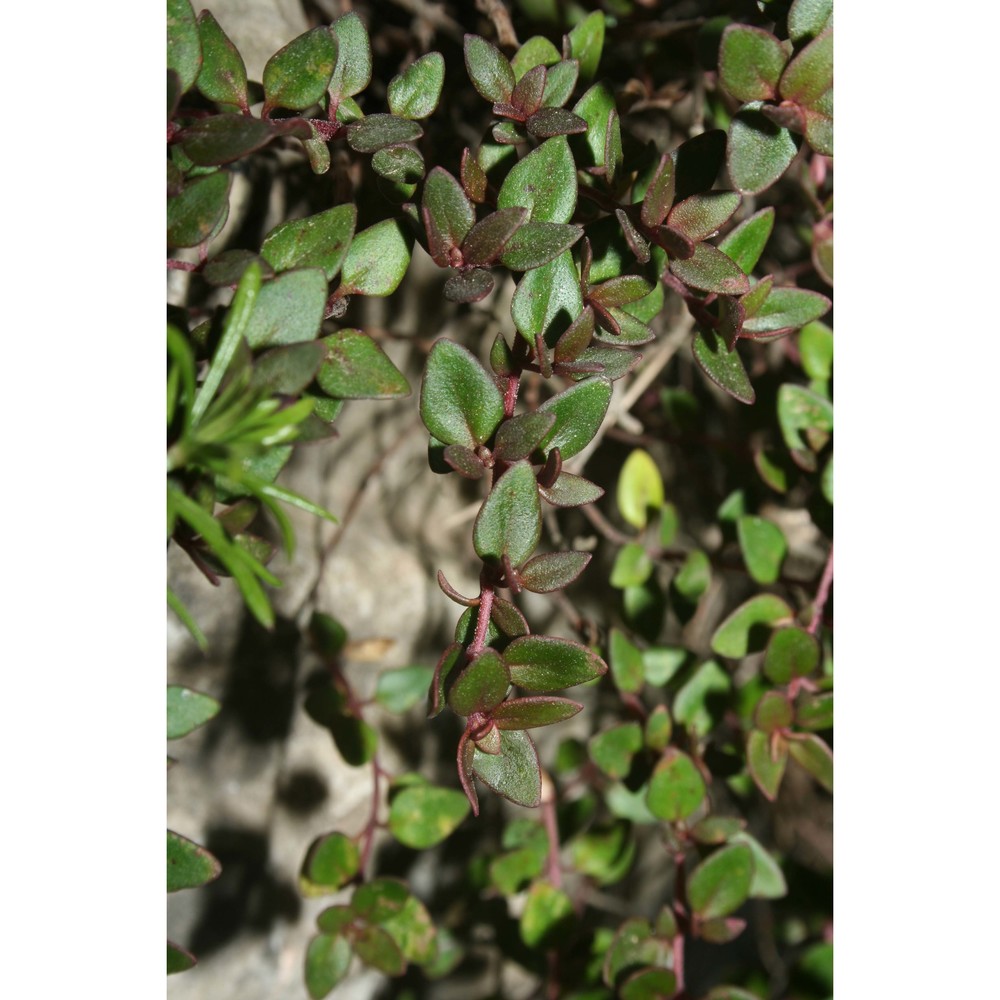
[468,585,495,658]
[808,544,833,635]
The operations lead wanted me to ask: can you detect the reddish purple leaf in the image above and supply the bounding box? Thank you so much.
[492,696,583,730]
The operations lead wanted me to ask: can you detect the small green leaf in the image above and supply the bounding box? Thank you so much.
[688,843,754,919]
[538,375,612,458]
[354,925,405,976]
[570,821,635,886]
[499,221,583,271]
[541,60,579,107]
[301,832,360,892]
[742,286,831,337]
[167,830,221,892]
[718,207,776,275]
[389,783,471,848]
[347,113,423,153]
[610,543,653,589]
[167,170,231,248]
[263,26,337,111]
[447,649,509,716]
[328,13,371,100]
[589,722,643,779]
[572,82,616,171]
[422,167,475,267]
[671,243,750,296]
[799,320,833,382]
[493,696,583,730]
[179,114,309,166]
[462,207,529,267]
[504,635,608,691]
[692,327,755,404]
[731,831,788,900]
[727,104,798,195]
[464,34,515,103]
[371,144,425,184]
[568,11,605,82]
[764,626,820,683]
[712,595,794,658]
[747,729,787,800]
[511,251,584,345]
[243,268,327,349]
[673,549,710,602]
[610,628,645,694]
[473,461,542,567]
[671,129,727,199]
[167,0,201,95]
[603,919,670,988]
[339,219,413,296]
[381,891,437,964]
[617,449,664,530]
[167,685,220,739]
[444,269,495,304]
[788,0,833,43]
[261,204,356,280]
[539,471,605,507]
[797,691,833,731]
[519,550,591,592]
[777,384,833,467]
[196,11,248,109]
[668,192,742,243]
[388,52,445,119]
[520,881,575,947]
[167,940,196,975]
[789,733,833,792]
[527,107,588,137]
[472,729,542,808]
[317,329,410,399]
[491,847,545,896]
[719,25,788,103]
[755,691,794,733]
[690,816,745,845]
[511,35,561,79]
[673,660,730,737]
[643,647,686,687]
[647,748,706,822]
[498,136,577,224]
[780,29,833,109]
[737,515,787,584]
[304,684,378,766]
[305,934,351,999]
[375,665,436,714]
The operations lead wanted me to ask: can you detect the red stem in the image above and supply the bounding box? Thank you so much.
[467,585,495,658]
[808,544,833,636]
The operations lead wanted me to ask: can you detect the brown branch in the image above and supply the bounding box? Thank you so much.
[475,0,519,50]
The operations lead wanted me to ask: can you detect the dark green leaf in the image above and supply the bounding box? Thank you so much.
[453,607,501,649]
[731,831,788,899]
[620,968,677,1000]
[464,34,515,103]
[538,375,612,459]
[777,384,833,467]
[690,816,745,845]
[500,221,583,271]
[520,881,575,947]
[668,192,742,242]
[718,207,775,275]
[167,830,221,892]
[617,449,664,530]
[389,783,470,847]
[692,327,755,404]
[473,461,542,567]
[671,243,750,295]
[429,643,463,718]
[527,107,587,137]
[243,268,326,349]
[491,597,530,638]
[203,249,273,287]
[789,733,833,792]
[472,729,542,807]
[504,634,608,691]
[339,219,413,296]
[328,13,371,100]
[788,0,833,42]
[317,329,410,399]
[493,410,556,462]
[568,11,605,82]
[747,729,788,800]
[737,515,787,584]
[542,60,579,107]
[422,167,475,267]
[727,104,798,195]
[388,52,445,119]
[742,286,831,337]
[261,204,356,280]
[671,130,727,199]
[755,691,794,733]
[688,843,754,919]
[354,925,405,976]
[640,153,675,230]
[463,207,529,267]
[610,628,644,694]
[310,610,347,659]
[167,0,201,94]
[510,63,546,116]
[167,685,220,739]
[511,36,560,79]
[179,113,310,166]
[603,918,670,988]
[780,29,833,108]
[796,691,833,731]
[167,170,231,248]
[764,626,820,683]
[196,11,248,109]
[371,144,425,184]
[447,649,509,716]
[511,251,584,345]
[719,25,788,103]
[301,832,360,893]
[571,82,616,173]
[304,684,378,766]
[589,722,643,779]
[167,940,196,975]
[444,268,495,303]
[347,113,423,153]
[305,934,351,999]
[421,338,502,445]
[539,470,605,507]
[263,26,336,111]
[376,665,436,714]
[493,696,582,730]
[519,550,591,592]
[497,136,577,224]
[647,748,706,822]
